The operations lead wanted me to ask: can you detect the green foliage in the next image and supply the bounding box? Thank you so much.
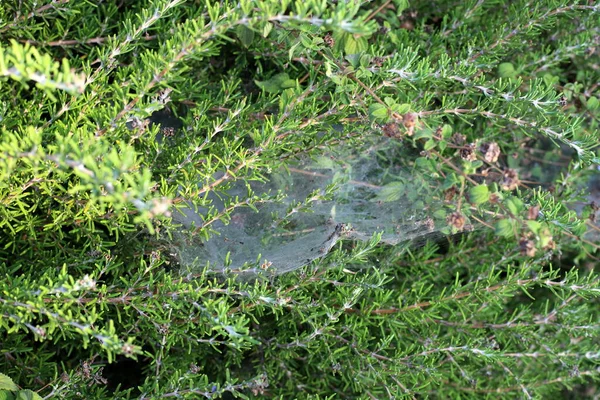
[0,40,85,97]
[0,0,599,398]
[0,373,42,400]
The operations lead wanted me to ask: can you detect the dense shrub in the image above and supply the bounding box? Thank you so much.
[0,1,599,398]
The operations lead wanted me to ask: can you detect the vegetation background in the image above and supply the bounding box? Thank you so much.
[0,0,599,398]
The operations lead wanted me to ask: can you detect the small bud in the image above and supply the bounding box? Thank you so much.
[460,143,477,161]
[519,237,536,257]
[261,260,273,270]
[451,133,466,146]
[444,186,458,201]
[150,197,172,217]
[447,212,466,231]
[381,122,400,138]
[558,96,567,107]
[501,169,520,191]
[372,56,385,67]
[121,343,135,356]
[76,274,97,290]
[480,142,501,163]
[527,205,540,220]
[35,326,46,338]
[544,239,556,251]
[401,20,415,30]
[162,126,176,137]
[403,113,418,136]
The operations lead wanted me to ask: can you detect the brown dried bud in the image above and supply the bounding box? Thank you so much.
[460,143,477,161]
[444,186,458,202]
[527,205,540,220]
[589,201,598,223]
[81,361,92,379]
[372,56,385,67]
[162,126,176,137]
[61,372,71,383]
[447,212,466,231]
[401,20,415,30]
[189,363,201,374]
[489,193,500,204]
[558,96,567,107]
[121,343,135,356]
[403,112,418,130]
[323,34,335,47]
[501,169,520,191]
[480,142,501,163]
[378,25,390,35]
[519,237,536,257]
[451,133,466,145]
[381,122,400,138]
[543,239,556,251]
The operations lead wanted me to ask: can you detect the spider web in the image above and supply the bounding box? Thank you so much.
[170,133,444,276]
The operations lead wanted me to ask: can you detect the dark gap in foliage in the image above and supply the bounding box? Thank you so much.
[558,60,579,84]
[102,350,152,395]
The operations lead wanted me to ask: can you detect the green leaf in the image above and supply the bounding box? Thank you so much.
[359,54,372,68]
[262,22,273,38]
[495,219,515,238]
[255,73,293,94]
[16,390,42,400]
[440,124,453,139]
[469,184,489,205]
[368,103,388,121]
[300,33,312,49]
[414,128,432,140]
[527,220,542,234]
[505,196,524,215]
[236,25,255,47]
[443,173,461,189]
[542,73,558,87]
[415,156,434,170]
[343,34,368,54]
[433,209,447,220]
[393,0,410,15]
[0,390,15,400]
[587,96,599,110]
[373,181,404,202]
[280,79,296,89]
[384,97,396,107]
[345,53,361,68]
[423,139,436,150]
[392,103,411,114]
[0,374,17,392]
[498,62,516,78]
